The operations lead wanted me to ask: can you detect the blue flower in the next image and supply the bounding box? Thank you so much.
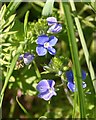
[23,53,34,65]
[66,70,86,92]
[46,17,57,26]
[46,17,62,33]
[18,53,34,65]
[18,54,24,60]
[48,23,62,33]
[36,35,58,56]
[36,80,57,101]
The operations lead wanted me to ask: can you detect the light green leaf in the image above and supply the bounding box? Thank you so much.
[24,11,29,38]
[89,2,96,12]
[42,0,55,16]
[5,0,22,19]
[0,59,10,65]
[2,14,16,29]
[0,4,6,20]
[1,31,17,36]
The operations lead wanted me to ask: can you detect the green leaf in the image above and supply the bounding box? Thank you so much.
[11,19,24,41]
[0,4,6,20]
[1,31,17,36]
[0,59,10,65]
[24,11,29,38]
[3,21,15,32]
[42,0,55,16]
[2,14,15,29]
[0,94,4,108]
[89,2,96,12]
[5,0,22,19]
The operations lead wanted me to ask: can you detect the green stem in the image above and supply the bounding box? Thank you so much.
[33,60,41,80]
[69,0,96,93]
[61,74,73,107]
[62,2,86,118]
[16,96,31,117]
[73,92,79,118]
[9,98,16,118]
[44,100,50,117]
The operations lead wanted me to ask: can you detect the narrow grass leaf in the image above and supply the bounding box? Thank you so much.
[88,2,96,12]
[62,2,86,118]
[16,96,31,117]
[0,4,6,20]
[24,11,29,38]
[69,0,96,93]
[2,14,15,29]
[5,0,22,19]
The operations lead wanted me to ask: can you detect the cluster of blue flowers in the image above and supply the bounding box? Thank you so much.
[36,69,87,101]
[36,17,62,100]
[36,17,62,56]
[18,17,87,101]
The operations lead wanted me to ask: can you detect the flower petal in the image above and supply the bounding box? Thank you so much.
[47,80,55,88]
[23,53,34,65]
[82,70,86,80]
[48,23,62,33]
[49,36,58,46]
[82,81,87,88]
[46,17,57,26]
[36,80,50,93]
[67,82,76,92]
[66,70,74,83]
[18,54,23,60]
[36,46,47,56]
[36,35,49,45]
[47,47,56,55]
[38,89,57,101]
[24,53,30,58]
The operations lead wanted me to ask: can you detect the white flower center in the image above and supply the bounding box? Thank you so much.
[49,88,53,93]
[44,42,49,48]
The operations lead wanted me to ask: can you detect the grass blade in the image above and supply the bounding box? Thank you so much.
[24,11,29,38]
[69,0,96,93]
[62,2,86,118]
[5,0,22,19]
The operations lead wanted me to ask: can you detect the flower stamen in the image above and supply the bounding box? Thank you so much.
[44,42,50,48]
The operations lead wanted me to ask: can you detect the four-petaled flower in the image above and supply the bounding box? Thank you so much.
[19,52,34,65]
[36,35,58,56]
[46,17,62,33]
[36,80,57,101]
[23,53,34,65]
[66,70,86,92]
